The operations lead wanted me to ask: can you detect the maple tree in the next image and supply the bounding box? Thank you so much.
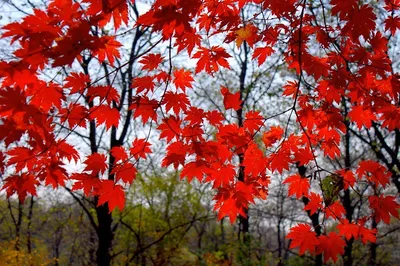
[1,0,400,265]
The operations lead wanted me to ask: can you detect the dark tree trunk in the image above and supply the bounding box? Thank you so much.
[95,202,114,266]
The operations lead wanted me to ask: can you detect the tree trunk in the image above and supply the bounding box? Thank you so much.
[95,202,114,266]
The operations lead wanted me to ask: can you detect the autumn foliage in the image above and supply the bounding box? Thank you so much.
[1,0,400,263]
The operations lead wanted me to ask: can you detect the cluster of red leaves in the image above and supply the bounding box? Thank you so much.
[0,0,400,262]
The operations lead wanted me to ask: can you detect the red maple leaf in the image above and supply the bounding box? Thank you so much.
[139,53,164,71]
[317,232,345,263]
[243,111,264,134]
[129,96,159,124]
[29,82,64,112]
[193,46,230,74]
[162,91,190,114]
[385,16,400,35]
[162,141,188,168]
[97,180,125,213]
[262,126,284,147]
[87,85,120,105]
[71,173,101,195]
[57,140,80,163]
[325,201,346,219]
[84,153,108,175]
[110,146,128,162]
[304,192,323,215]
[180,160,208,182]
[173,68,194,91]
[130,138,152,160]
[92,36,122,66]
[348,105,377,129]
[337,219,377,244]
[235,23,259,47]
[286,224,319,255]
[65,72,90,94]
[7,147,37,173]
[89,105,120,129]
[157,116,182,143]
[220,86,242,111]
[132,76,155,94]
[111,162,137,183]
[283,174,310,199]
[2,173,39,202]
[369,195,400,224]
[60,103,88,129]
[205,110,224,127]
[252,46,274,66]
[337,169,356,190]
[357,160,390,188]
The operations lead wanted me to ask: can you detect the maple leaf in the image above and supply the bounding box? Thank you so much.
[207,163,236,187]
[243,143,268,177]
[215,196,240,224]
[369,195,400,224]
[71,173,101,195]
[130,138,152,160]
[357,160,390,188]
[7,147,37,173]
[184,107,205,126]
[173,68,194,91]
[92,36,122,66]
[262,126,284,147]
[330,0,357,20]
[235,23,259,47]
[0,87,26,116]
[111,162,137,183]
[57,140,80,163]
[205,110,224,127]
[270,149,291,174]
[193,46,230,74]
[97,180,125,213]
[110,146,128,162]
[283,174,309,199]
[162,91,190,114]
[89,105,120,129]
[220,86,242,111]
[325,201,346,219]
[30,82,64,112]
[181,161,208,182]
[129,96,159,124]
[139,53,164,71]
[84,153,108,175]
[348,105,377,129]
[286,224,319,255]
[342,5,376,41]
[60,103,88,129]
[132,76,155,94]
[385,16,400,35]
[87,85,120,105]
[39,160,68,188]
[157,116,182,143]
[252,46,274,66]
[304,192,322,215]
[282,80,298,98]
[2,173,39,202]
[337,219,377,244]
[162,141,188,168]
[243,111,264,134]
[65,72,90,94]
[337,169,356,190]
[317,232,345,263]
